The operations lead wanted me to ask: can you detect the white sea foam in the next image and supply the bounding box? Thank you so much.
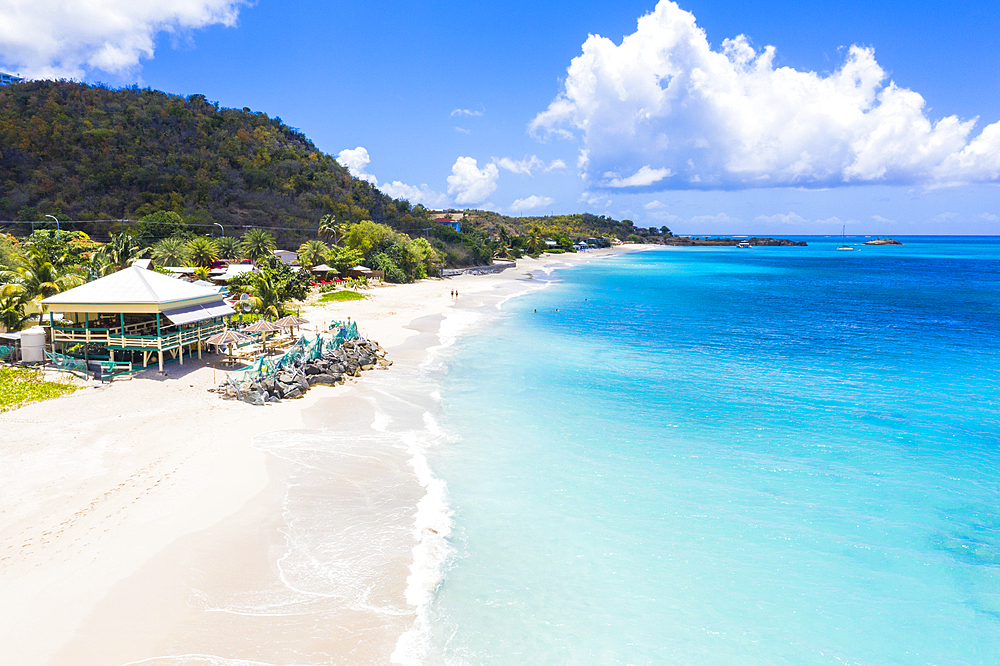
[390,413,456,665]
[495,280,552,310]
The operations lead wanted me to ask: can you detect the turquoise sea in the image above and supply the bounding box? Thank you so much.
[427,237,1000,665]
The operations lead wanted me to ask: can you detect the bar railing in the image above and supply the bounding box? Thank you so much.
[52,319,225,349]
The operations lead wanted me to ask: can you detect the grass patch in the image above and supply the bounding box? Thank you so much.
[318,290,366,303]
[0,366,79,414]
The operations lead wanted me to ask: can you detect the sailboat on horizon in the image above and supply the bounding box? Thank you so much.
[837,225,854,251]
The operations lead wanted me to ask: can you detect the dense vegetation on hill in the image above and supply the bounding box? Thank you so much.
[0,80,649,269]
[0,80,428,247]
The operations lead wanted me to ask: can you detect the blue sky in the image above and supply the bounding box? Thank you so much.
[1,0,999,234]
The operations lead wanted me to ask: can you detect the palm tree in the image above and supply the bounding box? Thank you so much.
[152,237,190,267]
[215,235,242,260]
[0,283,27,332]
[100,232,149,271]
[318,214,345,246]
[526,226,545,255]
[240,229,277,264]
[297,239,329,269]
[2,245,85,324]
[244,271,284,318]
[186,236,220,268]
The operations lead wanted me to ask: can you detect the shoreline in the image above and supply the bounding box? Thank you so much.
[0,245,652,665]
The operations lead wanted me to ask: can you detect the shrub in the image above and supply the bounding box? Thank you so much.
[370,252,408,283]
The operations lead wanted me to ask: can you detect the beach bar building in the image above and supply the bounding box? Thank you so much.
[41,266,235,372]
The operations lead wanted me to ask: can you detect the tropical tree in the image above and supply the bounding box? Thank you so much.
[193,266,211,280]
[99,232,149,271]
[342,220,408,257]
[526,226,545,255]
[0,283,28,332]
[242,271,284,318]
[1,245,85,324]
[152,237,189,267]
[296,239,329,269]
[318,214,345,246]
[240,228,277,263]
[215,235,242,260]
[407,237,440,279]
[186,236,219,267]
[325,245,365,273]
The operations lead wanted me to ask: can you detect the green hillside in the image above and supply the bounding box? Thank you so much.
[0,80,650,259]
[0,80,427,246]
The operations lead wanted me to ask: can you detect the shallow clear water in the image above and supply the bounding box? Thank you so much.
[430,238,1000,665]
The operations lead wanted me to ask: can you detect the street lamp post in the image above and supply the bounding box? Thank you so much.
[213,223,224,237]
[44,214,60,239]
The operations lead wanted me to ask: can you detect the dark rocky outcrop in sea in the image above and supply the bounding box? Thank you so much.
[863,238,903,245]
[216,339,391,405]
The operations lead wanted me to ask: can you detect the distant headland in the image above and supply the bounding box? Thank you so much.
[663,236,808,247]
[863,238,902,245]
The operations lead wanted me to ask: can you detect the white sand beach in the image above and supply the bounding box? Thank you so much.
[0,248,646,666]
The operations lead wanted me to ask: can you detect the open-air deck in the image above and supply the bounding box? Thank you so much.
[41,265,236,372]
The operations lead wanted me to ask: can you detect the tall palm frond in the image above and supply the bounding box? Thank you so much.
[186,236,220,268]
[99,232,149,271]
[152,237,190,267]
[240,229,277,264]
[0,283,28,332]
[215,236,242,260]
[296,239,329,269]
[318,214,345,246]
[244,271,284,319]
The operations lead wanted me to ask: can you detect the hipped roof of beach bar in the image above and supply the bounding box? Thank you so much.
[41,266,233,321]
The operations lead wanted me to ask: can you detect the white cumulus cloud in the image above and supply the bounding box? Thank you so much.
[495,155,544,175]
[510,195,555,212]
[380,181,449,208]
[754,212,810,226]
[0,0,247,79]
[451,108,484,117]
[337,147,379,185]
[494,155,567,176]
[605,166,673,188]
[338,146,447,207]
[447,157,499,205]
[530,0,1000,190]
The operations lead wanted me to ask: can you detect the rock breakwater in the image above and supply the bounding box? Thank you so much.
[217,338,391,405]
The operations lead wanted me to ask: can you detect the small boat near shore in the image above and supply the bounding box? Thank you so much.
[737,240,752,248]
